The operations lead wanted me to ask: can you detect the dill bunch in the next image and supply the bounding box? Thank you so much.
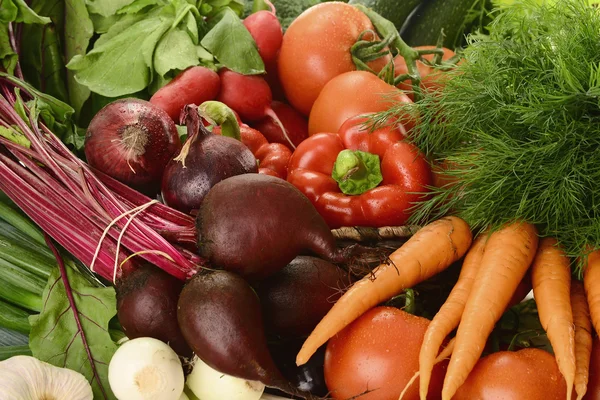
[379,0,600,268]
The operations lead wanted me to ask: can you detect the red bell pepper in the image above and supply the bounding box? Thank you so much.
[287,114,432,228]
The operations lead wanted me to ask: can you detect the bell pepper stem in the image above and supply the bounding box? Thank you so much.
[332,150,383,195]
[335,150,367,182]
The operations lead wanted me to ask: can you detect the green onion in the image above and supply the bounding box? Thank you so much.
[0,345,32,361]
[0,300,31,334]
[0,199,44,245]
[0,278,42,312]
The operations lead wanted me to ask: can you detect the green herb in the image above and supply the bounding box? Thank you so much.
[29,257,118,399]
[375,0,600,270]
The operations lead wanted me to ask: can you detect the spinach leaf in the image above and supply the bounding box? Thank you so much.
[0,0,51,24]
[86,0,137,17]
[29,258,118,399]
[0,25,17,75]
[201,8,264,74]
[67,14,172,97]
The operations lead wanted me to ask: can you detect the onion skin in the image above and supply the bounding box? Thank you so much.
[85,98,181,193]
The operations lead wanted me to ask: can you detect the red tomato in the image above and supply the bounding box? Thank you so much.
[394,46,456,100]
[308,71,412,136]
[251,101,308,149]
[324,306,447,400]
[584,336,600,399]
[454,348,567,400]
[278,2,390,116]
[149,66,220,122]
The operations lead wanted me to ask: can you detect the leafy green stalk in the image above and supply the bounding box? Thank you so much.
[0,278,42,312]
[0,345,31,361]
[0,300,31,334]
[375,0,600,271]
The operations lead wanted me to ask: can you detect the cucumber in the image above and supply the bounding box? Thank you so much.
[348,0,423,30]
[400,0,492,49]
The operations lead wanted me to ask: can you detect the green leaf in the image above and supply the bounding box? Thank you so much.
[154,27,200,77]
[0,25,17,75]
[86,0,137,17]
[13,0,51,24]
[64,0,94,118]
[67,14,172,96]
[117,0,161,14]
[0,1,18,23]
[29,261,118,400]
[201,8,264,74]
[0,126,30,148]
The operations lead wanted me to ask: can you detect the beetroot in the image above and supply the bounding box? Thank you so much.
[254,256,351,337]
[196,173,360,280]
[161,105,257,214]
[177,269,293,391]
[116,264,191,356]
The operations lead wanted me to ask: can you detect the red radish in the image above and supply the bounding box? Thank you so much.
[217,69,296,149]
[84,98,181,194]
[243,1,283,66]
[252,101,308,149]
[150,66,220,122]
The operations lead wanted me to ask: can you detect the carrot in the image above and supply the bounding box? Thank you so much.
[531,237,575,400]
[400,338,456,400]
[441,221,538,400]
[295,216,473,366]
[571,280,592,400]
[584,249,600,335]
[418,233,488,400]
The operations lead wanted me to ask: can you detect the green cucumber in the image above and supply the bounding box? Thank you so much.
[349,0,423,30]
[400,0,492,49]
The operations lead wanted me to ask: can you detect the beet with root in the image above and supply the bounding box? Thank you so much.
[177,269,294,393]
[196,173,363,280]
[254,256,351,337]
[116,264,190,356]
[161,104,257,214]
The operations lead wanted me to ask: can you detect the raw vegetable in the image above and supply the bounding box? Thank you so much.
[217,69,295,148]
[453,348,567,400]
[108,337,185,400]
[324,306,448,400]
[0,355,93,400]
[243,2,283,66]
[160,104,257,214]
[149,66,221,122]
[29,238,118,399]
[253,256,350,337]
[571,280,592,400]
[308,71,411,136]
[531,237,575,400]
[348,0,423,29]
[288,115,431,228]
[116,264,190,356]
[441,221,538,400]
[252,101,308,149]
[186,356,265,400]
[213,124,292,180]
[296,216,472,365]
[177,269,294,393]
[195,173,365,280]
[0,74,201,283]
[585,336,600,400]
[584,250,600,336]
[278,2,391,116]
[419,233,487,399]
[85,98,181,193]
[380,0,600,266]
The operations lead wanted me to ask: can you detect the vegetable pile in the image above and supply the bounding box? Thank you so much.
[3,0,600,400]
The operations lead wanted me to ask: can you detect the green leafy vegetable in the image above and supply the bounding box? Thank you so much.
[86,0,137,17]
[200,8,265,74]
[377,0,600,269]
[0,0,51,24]
[0,26,17,74]
[29,258,118,399]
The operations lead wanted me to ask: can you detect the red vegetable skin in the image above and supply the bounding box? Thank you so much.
[584,336,600,400]
[149,66,220,122]
[308,71,413,136]
[217,69,296,149]
[324,306,447,400]
[84,98,181,194]
[252,101,308,149]
[287,118,431,228]
[278,2,391,116]
[454,348,568,400]
[243,9,283,66]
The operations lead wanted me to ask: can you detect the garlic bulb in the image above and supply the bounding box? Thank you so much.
[0,355,93,400]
